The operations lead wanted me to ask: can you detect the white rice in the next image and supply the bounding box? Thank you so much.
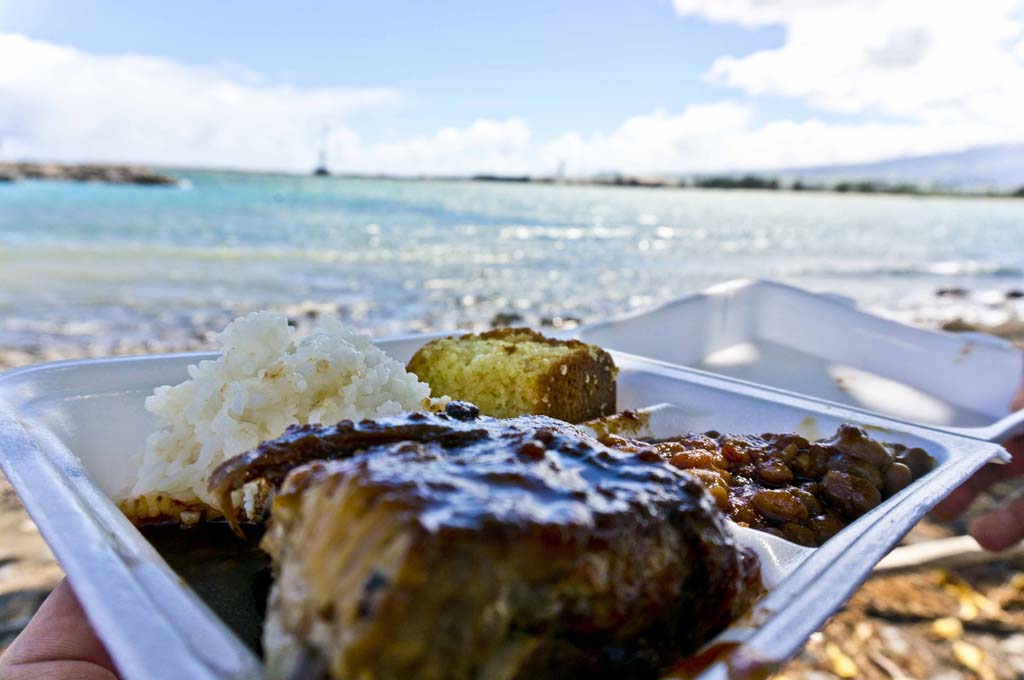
[123,311,431,516]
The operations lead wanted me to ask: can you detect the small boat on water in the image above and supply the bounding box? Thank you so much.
[312,128,330,176]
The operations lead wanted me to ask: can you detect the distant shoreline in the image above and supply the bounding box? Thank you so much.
[457,173,1024,199]
[3,161,1023,199]
[199,167,1024,199]
[0,162,177,186]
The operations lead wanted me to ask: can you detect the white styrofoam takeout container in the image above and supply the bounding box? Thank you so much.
[0,334,1009,679]
[574,279,1024,442]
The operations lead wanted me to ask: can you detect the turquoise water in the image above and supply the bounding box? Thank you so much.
[2,170,1024,354]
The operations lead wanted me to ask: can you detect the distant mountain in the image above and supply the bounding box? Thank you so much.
[779,144,1024,190]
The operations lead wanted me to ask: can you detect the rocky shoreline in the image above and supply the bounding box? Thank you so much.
[0,162,177,186]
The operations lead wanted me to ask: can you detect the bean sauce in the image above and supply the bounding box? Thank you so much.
[601,423,935,547]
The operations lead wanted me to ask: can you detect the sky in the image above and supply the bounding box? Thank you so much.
[2,0,1024,175]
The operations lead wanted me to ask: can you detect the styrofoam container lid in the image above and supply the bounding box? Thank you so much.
[573,279,1024,443]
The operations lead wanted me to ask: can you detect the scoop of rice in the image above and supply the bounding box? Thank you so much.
[121,311,432,522]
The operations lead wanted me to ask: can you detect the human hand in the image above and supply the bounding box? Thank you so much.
[0,579,117,680]
[932,389,1024,551]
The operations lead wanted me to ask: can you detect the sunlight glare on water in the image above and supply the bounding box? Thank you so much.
[2,170,1023,354]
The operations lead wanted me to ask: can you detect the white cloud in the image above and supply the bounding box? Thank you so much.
[0,33,401,171]
[673,0,867,28]
[540,103,752,174]
[334,102,761,176]
[675,0,1024,133]
[330,118,534,176]
[331,100,1015,176]
[540,105,1013,175]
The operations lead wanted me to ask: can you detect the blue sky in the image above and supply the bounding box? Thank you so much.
[3,1,788,138]
[2,1,1023,174]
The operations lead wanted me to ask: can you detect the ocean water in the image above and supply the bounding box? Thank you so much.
[2,170,1024,355]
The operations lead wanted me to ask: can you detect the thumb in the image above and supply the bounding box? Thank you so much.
[0,579,117,680]
[969,493,1024,552]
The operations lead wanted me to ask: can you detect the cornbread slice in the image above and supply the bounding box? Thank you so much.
[406,328,617,423]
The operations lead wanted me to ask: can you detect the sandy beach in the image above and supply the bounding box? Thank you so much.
[2,306,1023,679]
